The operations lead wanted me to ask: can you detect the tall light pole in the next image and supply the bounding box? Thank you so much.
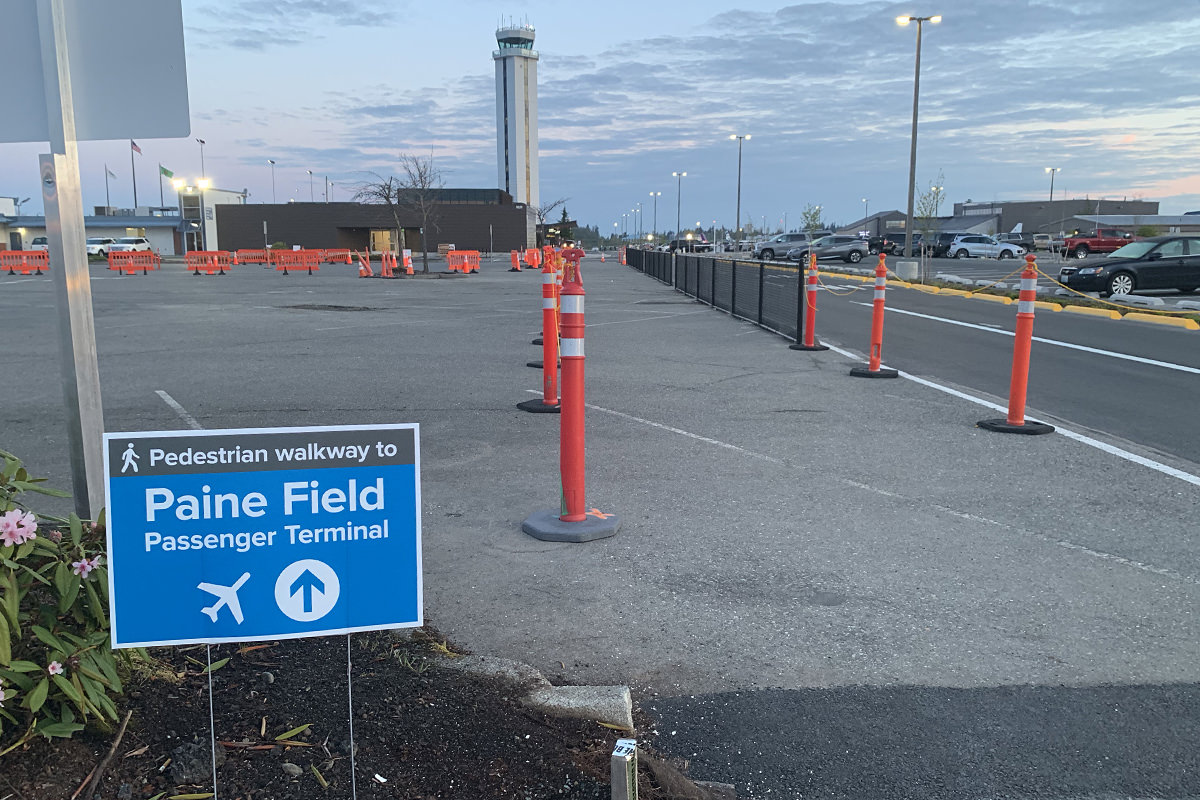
[267,160,276,204]
[1045,167,1061,203]
[196,138,206,178]
[672,171,687,241]
[729,135,750,249]
[897,13,941,258]
[649,191,661,240]
[862,197,870,233]
[636,203,643,238]
[306,169,314,202]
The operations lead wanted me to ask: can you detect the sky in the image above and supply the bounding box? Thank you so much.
[3,0,1200,235]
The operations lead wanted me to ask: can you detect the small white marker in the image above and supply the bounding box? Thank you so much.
[373,773,388,784]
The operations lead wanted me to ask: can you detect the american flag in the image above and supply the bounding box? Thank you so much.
[130,140,142,155]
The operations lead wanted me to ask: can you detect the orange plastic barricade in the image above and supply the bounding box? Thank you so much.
[321,249,352,264]
[510,250,521,272]
[447,251,467,272]
[185,251,232,275]
[234,249,269,265]
[464,251,480,273]
[1,251,49,275]
[107,251,161,275]
[273,249,320,275]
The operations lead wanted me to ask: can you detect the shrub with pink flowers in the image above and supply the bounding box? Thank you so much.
[1,449,120,757]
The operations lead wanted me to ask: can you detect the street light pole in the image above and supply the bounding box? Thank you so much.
[672,171,687,241]
[267,160,276,204]
[196,138,206,178]
[898,13,941,258]
[729,134,750,250]
[306,169,314,202]
[1045,167,1061,203]
[649,191,661,240]
[862,197,870,232]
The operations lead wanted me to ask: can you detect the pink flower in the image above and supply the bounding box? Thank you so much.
[71,556,101,579]
[0,685,7,707]
[47,661,63,676]
[0,510,37,546]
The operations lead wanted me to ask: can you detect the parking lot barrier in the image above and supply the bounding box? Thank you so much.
[273,249,320,275]
[522,266,621,542]
[978,255,1055,435]
[107,251,160,275]
[789,253,829,351]
[234,249,269,265]
[185,251,231,276]
[850,253,899,379]
[518,258,562,415]
[321,248,352,264]
[2,251,49,275]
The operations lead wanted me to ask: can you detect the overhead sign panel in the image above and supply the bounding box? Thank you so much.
[0,0,190,143]
[103,424,422,648]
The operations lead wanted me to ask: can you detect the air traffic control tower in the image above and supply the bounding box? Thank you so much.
[494,23,540,213]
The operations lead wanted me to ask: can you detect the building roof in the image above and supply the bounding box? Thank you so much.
[1076,215,1200,226]
[6,215,184,228]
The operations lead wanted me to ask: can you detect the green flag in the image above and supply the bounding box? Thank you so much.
[159,165,174,178]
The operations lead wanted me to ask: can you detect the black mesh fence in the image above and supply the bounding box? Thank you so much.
[625,249,803,340]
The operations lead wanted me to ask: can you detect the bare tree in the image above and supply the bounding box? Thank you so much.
[353,154,445,274]
[535,197,569,245]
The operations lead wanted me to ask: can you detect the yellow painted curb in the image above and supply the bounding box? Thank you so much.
[1032,301,1063,312]
[967,293,1013,304]
[937,288,971,298]
[1122,312,1200,330]
[1063,306,1122,320]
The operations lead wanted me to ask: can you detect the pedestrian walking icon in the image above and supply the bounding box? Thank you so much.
[274,559,340,622]
[120,443,140,473]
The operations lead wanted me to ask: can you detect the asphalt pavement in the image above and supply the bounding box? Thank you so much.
[1,255,1197,799]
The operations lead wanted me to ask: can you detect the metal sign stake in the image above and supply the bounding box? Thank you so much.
[206,644,220,800]
[611,738,638,800]
[347,633,359,800]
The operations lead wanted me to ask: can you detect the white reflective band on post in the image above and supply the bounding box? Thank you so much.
[1021,278,1037,292]
[875,277,886,287]
[561,296,584,314]
[1018,300,1036,313]
[543,273,555,283]
[561,339,584,357]
[875,289,886,300]
[543,298,555,309]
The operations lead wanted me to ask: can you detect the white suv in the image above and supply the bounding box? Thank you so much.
[754,231,832,261]
[948,234,1025,259]
[86,237,117,256]
[108,237,152,253]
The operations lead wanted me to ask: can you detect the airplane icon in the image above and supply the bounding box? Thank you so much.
[199,572,251,624]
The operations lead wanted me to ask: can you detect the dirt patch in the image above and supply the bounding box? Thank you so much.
[1,627,714,800]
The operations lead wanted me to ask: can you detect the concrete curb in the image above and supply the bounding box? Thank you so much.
[443,655,635,730]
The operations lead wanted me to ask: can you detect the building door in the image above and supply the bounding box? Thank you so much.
[9,232,21,250]
[370,229,394,253]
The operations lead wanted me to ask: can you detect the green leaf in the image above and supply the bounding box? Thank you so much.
[0,610,10,665]
[6,660,41,673]
[0,668,34,691]
[147,793,167,800]
[203,657,230,673]
[69,514,83,547]
[1,570,19,629]
[27,677,49,713]
[274,723,311,741]
[84,580,107,626]
[21,484,71,498]
[168,794,216,799]
[2,458,19,481]
[54,563,75,613]
[36,720,86,738]
[31,625,69,653]
[14,540,36,560]
[53,673,88,717]
[2,557,51,586]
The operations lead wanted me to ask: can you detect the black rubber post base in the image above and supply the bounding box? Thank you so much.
[509,268,521,272]
[527,360,560,369]
[532,338,543,345]
[522,509,621,543]
[789,341,829,351]
[977,418,1056,435]
[850,366,899,379]
[516,398,560,414]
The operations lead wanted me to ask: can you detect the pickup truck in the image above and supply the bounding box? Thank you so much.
[1063,228,1134,259]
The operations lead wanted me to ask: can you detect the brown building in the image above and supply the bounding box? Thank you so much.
[214,190,534,253]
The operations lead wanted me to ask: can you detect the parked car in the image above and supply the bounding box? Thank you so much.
[929,231,970,258]
[753,231,831,261]
[108,236,152,253]
[786,235,870,264]
[667,238,710,253]
[1032,233,1052,251]
[946,234,1026,259]
[86,237,117,257]
[888,233,924,256]
[1057,235,1200,297]
[993,231,1034,250]
[29,236,49,251]
[1063,228,1134,259]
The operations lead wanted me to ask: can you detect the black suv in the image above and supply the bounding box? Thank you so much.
[930,231,969,258]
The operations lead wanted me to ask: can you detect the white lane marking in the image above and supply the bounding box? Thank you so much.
[586,310,708,327]
[523,390,782,464]
[155,390,203,430]
[822,341,1200,489]
[1,278,51,285]
[852,302,1200,375]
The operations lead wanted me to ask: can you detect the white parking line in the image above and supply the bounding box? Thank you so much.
[155,390,203,430]
[852,302,1200,375]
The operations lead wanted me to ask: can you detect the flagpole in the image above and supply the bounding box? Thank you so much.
[104,163,110,208]
[159,164,164,206]
[130,141,138,209]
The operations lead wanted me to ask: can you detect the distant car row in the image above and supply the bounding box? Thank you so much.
[1059,235,1200,296]
[23,236,152,256]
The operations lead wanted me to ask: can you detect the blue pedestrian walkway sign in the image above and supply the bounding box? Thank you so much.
[103,424,422,648]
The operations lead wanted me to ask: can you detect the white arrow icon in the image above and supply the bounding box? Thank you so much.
[274,559,340,622]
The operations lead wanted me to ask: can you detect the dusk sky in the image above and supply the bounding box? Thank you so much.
[3,0,1199,234]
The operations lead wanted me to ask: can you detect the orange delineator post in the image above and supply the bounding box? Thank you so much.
[357,251,374,277]
[1,251,49,275]
[510,250,521,271]
[558,272,587,521]
[618,246,627,265]
[789,252,829,352]
[518,259,561,415]
[849,253,899,379]
[978,255,1055,435]
[107,251,160,275]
